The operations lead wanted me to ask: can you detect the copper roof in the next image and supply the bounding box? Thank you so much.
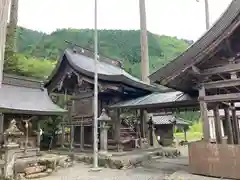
[110,91,197,109]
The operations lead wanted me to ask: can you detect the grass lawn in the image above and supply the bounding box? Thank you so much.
[175,131,202,142]
[174,121,203,142]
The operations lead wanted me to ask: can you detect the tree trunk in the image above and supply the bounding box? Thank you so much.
[0,0,11,85]
[4,0,19,73]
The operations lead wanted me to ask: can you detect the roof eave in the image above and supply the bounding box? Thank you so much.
[0,107,67,116]
[149,0,240,85]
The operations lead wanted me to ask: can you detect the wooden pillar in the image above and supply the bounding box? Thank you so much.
[199,86,210,141]
[213,104,222,144]
[23,119,30,153]
[224,107,234,144]
[0,0,11,86]
[148,118,153,146]
[61,124,65,148]
[139,109,145,138]
[231,104,240,144]
[80,121,84,151]
[70,125,74,150]
[0,113,4,144]
[37,120,41,152]
[114,109,121,151]
[184,127,187,142]
[69,94,75,151]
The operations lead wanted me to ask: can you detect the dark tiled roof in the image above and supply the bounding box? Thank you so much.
[152,115,175,125]
[45,48,160,93]
[149,0,240,92]
[152,115,189,126]
[0,74,66,115]
[110,91,195,109]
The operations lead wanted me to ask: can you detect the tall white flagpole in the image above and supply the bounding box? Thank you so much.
[93,0,99,169]
[204,0,210,30]
[196,0,210,30]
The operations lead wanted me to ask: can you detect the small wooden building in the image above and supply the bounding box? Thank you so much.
[152,115,189,146]
[44,46,159,151]
[0,73,66,153]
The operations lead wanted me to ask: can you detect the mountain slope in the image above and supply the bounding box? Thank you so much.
[16,27,191,78]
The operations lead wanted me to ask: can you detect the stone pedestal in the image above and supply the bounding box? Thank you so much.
[100,122,109,153]
[98,109,111,154]
[4,142,20,178]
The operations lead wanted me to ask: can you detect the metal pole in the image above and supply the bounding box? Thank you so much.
[93,0,99,169]
[0,0,11,87]
[204,0,210,30]
[196,0,210,30]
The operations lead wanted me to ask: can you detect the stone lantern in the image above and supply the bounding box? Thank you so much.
[98,109,111,153]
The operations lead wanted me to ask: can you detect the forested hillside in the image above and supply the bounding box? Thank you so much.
[13,27,201,122]
[14,27,191,79]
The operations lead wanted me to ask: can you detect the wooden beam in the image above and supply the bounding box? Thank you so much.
[221,102,235,110]
[203,79,240,89]
[203,93,240,103]
[201,61,240,76]
[191,65,201,75]
[71,92,93,100]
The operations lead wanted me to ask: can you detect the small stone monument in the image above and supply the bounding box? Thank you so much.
[4,119,24,147]
[3,119,24,178]
[98,109,111,154]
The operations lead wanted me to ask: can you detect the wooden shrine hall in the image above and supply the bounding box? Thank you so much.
[149,0,240,179]
[44,45,161,152]
[0,73,66,174]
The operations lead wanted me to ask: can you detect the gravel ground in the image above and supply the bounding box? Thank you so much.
[39,163,169,180]
[39,147,189,180]
[38,146,226,180]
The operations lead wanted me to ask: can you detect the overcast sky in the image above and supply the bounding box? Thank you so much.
[18,0,232,41]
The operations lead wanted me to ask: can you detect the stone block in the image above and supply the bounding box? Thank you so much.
[24,165,46,175]
[25,172,49,179]
[14,159,38,173]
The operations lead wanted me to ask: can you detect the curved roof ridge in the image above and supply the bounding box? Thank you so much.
[45,48,161,93]
[149,0,240,83]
